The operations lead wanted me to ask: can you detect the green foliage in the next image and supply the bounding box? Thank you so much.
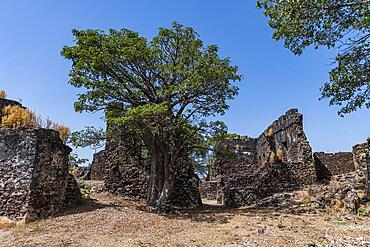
[61,22,241,120]
[189,122,247,179]
[257,0,369,115]
[69,126,106,150]
[62,22,241,208]
[357,207,369,216]
[61,21,241,158]
[69,152,89,168]
[80,187,93,198]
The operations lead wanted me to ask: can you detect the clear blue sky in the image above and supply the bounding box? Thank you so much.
[1,1,369,162]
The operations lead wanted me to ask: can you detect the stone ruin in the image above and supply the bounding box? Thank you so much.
[83,107,369,211]
[0,94,367,222]
[90,150,107,180]
[314,152,355,180]
[92,122,202,208]
[0,99,80,222]
[201,109,370,208]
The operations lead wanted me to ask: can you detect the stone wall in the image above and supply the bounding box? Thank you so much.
[90,150,107,180]
[353,142,369,180]
[313,152,355,180]
[201,136,258,203]
[358,140,370,195]
[256,109,316,185]
[203,109,317,207]
[104,145,149,199]
[199,180,222,201]
[0,128,80,222]
[101,124,202,208]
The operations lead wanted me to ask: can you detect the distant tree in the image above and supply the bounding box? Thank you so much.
[68,152,89,168]
[61,22,241,211]
[257,0,369,115]
[69,126,106,152]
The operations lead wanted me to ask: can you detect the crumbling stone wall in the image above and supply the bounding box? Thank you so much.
[256,109,316,185]
[313,152,355,180]
[101,124,202,208]
[0,128,80,222]
[90,150,107,180]
[356,140,370,195]
[353,142,369,180]
[104,145,149,199]
[199,180,222,201]
[203,109,317,207]
[200,137,258,202]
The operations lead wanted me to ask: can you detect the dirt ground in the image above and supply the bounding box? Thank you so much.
[1,192,369,247]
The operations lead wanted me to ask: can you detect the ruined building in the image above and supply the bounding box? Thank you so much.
[0,99,80,222]
[201,109,370,207]
[90,150,107,180]
[89,107,368,209]
[92,121,202,208]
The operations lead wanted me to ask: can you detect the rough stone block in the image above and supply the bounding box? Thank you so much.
[313,152,355,180]
[0,128,79,222]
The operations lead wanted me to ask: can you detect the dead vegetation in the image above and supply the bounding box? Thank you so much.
[0,105,70,143]
[0,90,7,99]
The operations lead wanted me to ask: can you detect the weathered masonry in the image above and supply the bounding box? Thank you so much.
[201,109,317,207]
[0,99,80,222]
[201,109,370,207]
[0,128,80,222]
[313,152,356,180]
[94,121,203,208]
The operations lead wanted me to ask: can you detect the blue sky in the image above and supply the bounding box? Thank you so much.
[1,1,369,162]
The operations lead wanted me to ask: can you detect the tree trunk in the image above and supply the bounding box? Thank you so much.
[156,150,175,212]
[146,136,175,212]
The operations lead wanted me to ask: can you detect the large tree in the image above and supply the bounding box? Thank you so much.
[61,22,241,211]
[257,0,369,115]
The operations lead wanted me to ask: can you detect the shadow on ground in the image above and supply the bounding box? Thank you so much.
[164,197,317,224]
[54,198,118,218]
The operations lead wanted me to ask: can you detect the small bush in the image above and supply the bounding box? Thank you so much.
[0,90,7,99]
[358,207,369,217]
[266,128,273,137]
[298,191,313,204]
[276,148,284,161]
[1,105,39,128]
[53,124,70,144]
[269,151,276,164]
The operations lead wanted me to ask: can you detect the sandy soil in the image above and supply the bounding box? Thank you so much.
[1,193,369,247]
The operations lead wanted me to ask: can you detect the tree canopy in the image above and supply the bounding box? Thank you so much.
[61,22,241,211]
[257,0,369,115]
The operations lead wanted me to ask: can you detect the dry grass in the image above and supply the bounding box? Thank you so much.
[297,191,313,204]
[269,151,276,164]
[327,199,346,214]
[1,193,369,247]
[266,128,273,137]
[52,123,70,143]
[276,148,284,161]
[0,218,16,230]
[0,105,39,128]
[0,90,7,99]
[0,105,70,143]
